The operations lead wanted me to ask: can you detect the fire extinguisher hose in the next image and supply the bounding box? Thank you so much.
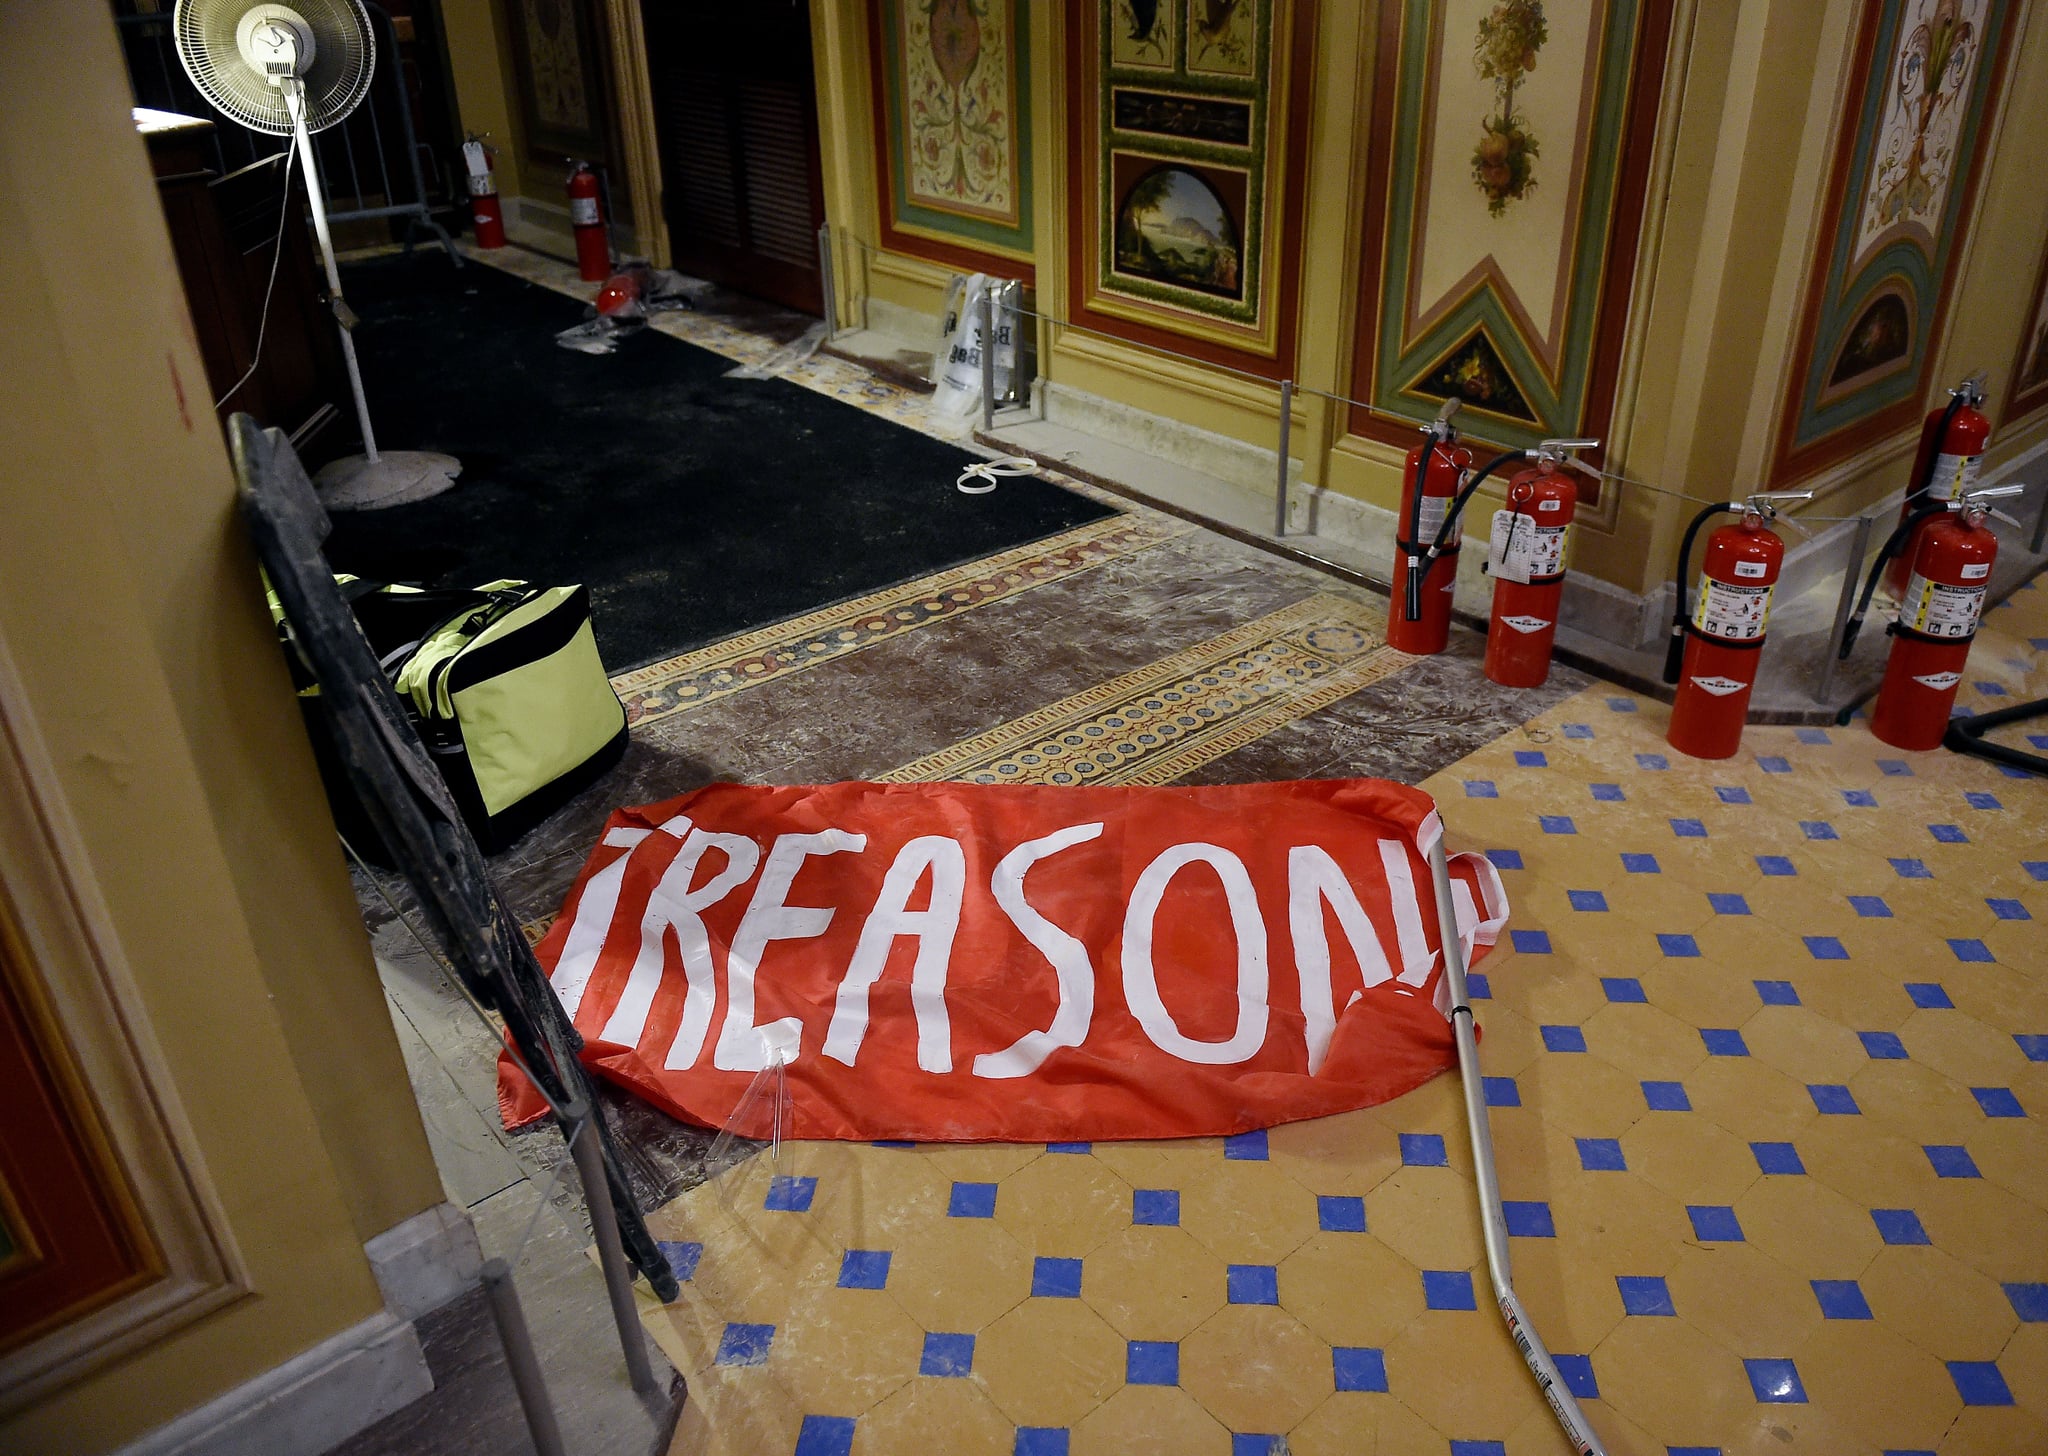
[1904,390,1968,510]
[1838,500,1955,659]
[1402,444,1435,624]
[1426,449,1529,572]
[1662,502,1742,684]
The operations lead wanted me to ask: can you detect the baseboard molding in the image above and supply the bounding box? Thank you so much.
[111,1313,431,1456]
[363,1203,482,1324]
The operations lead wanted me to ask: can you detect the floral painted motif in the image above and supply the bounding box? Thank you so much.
[904,0,1016,221]
[1470,0,1548,216]
[1857,0,1985,249]
[1188,0,1254,77]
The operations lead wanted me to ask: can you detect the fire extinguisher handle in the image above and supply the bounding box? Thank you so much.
[1664,502,1741,684]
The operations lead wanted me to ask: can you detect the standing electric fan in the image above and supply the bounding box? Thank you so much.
[174,0,460,508]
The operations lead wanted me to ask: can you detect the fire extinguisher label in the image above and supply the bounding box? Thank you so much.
[1912,671,1964,691]
[1692,580,1772,641]
[1899,573,1985,638]
[1415,494,1459,547]
[570,197,601,226]
[1933,451,1982,500]
[1487,512,1567,583]
[467,173,497,198]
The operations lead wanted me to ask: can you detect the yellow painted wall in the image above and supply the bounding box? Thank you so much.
[0,4,445,1450]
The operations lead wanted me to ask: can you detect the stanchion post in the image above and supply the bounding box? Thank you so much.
[567,1103,659,1396]
[2031,483,2048,555]
[1274,379,1293,538]
[980,286,997,433]
[816,224,838,341]
[483,1258,569,1456]
[1816,513,1875,706]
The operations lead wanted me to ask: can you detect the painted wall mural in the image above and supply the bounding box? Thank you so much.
[1350,0,1673,458]
[1073,0,1310,371]
[871,0,1033,275]
[505,0,612,163]
[2006,241,2048,427]
[1773,0,2014,483]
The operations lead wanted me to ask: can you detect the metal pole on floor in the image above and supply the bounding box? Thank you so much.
[816,224,838,342]
[567,1103,660,1397]
[2031,483,2048,556]
[1816,513,1876,706]
[482,1258,570,1456]
[980,285,997,434]
[1274,379,1294,538]
[1426,832,1606,1456]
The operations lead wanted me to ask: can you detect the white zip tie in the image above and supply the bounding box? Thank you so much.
[958,456,1038,495]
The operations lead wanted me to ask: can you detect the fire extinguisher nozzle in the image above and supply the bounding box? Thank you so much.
[1838,617,1863,661]
[1403,564,1424,623]
[1661,629,1685,685]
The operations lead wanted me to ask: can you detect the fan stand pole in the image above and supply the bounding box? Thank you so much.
[285,80,380,465]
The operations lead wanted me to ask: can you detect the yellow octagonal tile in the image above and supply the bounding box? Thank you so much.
[1286,1390,1446,1455]
[1515,1051,1650,1140]
[1364,1166,1485,1271]
[1548,1167,1692,1271]
[992,1150,1134,1258]
[974,1293,1126,1427]
[1965,1116,2048,1208]
[1849,1059,1992,1145]
[1082,1224,1227,1341]
[1587,1315,1755,1447]
[1733,1176,1881,1281]
[1070,1383,1232,1456]
[1795,1117,1943,1209]
[1684,1056,1821,1144]
[1661,1242,1821,1356]
[1178,1158,1322,1265]
[1181,1304,1332,1434]
[883,1214,1033,1332]
[856,1369,1015,1455]
[772,1282,925,1417]
[1791,1318,1961,1452]
[1934,1404,2048,1456]
[1382,1308,1544,1439]
[1899,1008,2036,1089]
[1501,1238,1628,1355]
[1739,1005,1873,1087]
[1859,1243,2018,1363]
[1276,1231,1426,1348]
[1583,1001,1712,1082]
[1618,1112,1764,1208]
[1266,1106,1404,1195]
[1914,1177,2048,1282]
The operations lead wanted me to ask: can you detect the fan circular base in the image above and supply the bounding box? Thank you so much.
[313,451,461,510]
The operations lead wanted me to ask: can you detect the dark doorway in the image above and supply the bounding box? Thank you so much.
[642,0,827,314]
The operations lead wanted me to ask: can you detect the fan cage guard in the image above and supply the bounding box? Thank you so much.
[173,0,375,135]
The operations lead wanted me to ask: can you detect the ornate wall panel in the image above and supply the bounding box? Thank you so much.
[1348,0,1672,468]
[2001,239,2048,427]
[1067,0,1316,376]
[1773,0,2015,482]
[870,0,1034,278]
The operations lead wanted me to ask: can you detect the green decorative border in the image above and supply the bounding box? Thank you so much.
[879,0,1035,257]
[1096,0,1271,328]
[1371,0,1643,447]
[1789,0,2011,452]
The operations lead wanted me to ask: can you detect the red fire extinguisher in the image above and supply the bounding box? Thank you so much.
[1841,485,2024,750]
[568,162,611,282]
[1885,375,1990,594]
[1388,400,1471,655]
[1481,440,1600,688]
[462,137,505,250]
[1662,492,1812,759]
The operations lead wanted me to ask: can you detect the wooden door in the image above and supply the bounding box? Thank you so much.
[641,0,827,314]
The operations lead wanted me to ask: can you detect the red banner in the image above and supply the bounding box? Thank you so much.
[499,779,1506,1142]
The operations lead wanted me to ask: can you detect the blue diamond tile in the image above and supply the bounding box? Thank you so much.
[838,1250,892,1290]
[1516,750,1549,767]
[1464,780,1499,798]
[872,1139,916,1149]
[1226,1264,1280,1306]
[1804,935,1849,960]
[795,1415,856,1456]
[1924,1145,1981,1179]
[1973,1088,2024,1118]
[920,1331,975,1377]
[1553,1353,1599,1399]
[1511,928,1553,954]
[1607,696,1637,711]
[1448,1444,1506,1456]
[1948,938,1994,963]
[1591,783,1626,802]
[717,1322,776,1367]
[1797,727,1831,745]
[1843,789,1878,807]
[1752,1142,1805,1175]
[1929,824,1968,844]
[1047,1141,1091,1154]
[765,1175,819,1212]
[1812,1279,1872,1319]
[1401,1133,1449,1167]
[949,1182,998,1218]
[1643,1080,1692,1112]
[1602,976,1647,1003]
[1576,1137,1626,1171]
[1701,1029,1749,1057]
[1542,1025,1588,1053]
[1757,855,1797,877]
[1878,759,1914,776]
[1637,753,1670,771]
[1617,1275,1676,1316]
[1032,1257,1083,1299]
[1709,892,1751,915]
[1671,818,1708,838]
[1716,785,1753,805]
[1757,756,1793,774]
[2004,1283,2048,1322]
[1332,1346,1388,1393]
[1801,821,1838,841]
[1318,1195,1367,1233]
[1987,898,2031,921]
[2027,862,2048,882]
[1906,983,1953,1009]
[1467,972,1491,1000]
[1540,815,1577,835]
[1488,848,1524,869]
[1745,1357,1807,1402]
[1948,1361,2013,1407]
[1872,1208,1930,1245]
[1014,1430,1069,1456]
[1126,1341,1178,1386]
[1224,1129,1269,1161]
[659,1240,703,1282]
[1423,1269,1477,1310]
[1133,1189,1180,1226]
[1891,857,1934,879]
[1966,790,2003,808]
[1848,895,1892,918]
[1231,1437,1285,1456]
[1622,852,1661,874]
[1858,1031,1907,1060]
[1809,1084,1859,1115]
[1974,684,2009,699]
[1756,980,1801,1006]
[1503,1201,1554,1237]
[1688,1205,1743,1241]
[1568,888,1609,911]
[1484,1076,1521,1107]
[2020,1035,2048,1061]
[1658,933,1701,958]
[1563,723,1595,739]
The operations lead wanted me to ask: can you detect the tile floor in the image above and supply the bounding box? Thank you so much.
[636,585,2046,1455]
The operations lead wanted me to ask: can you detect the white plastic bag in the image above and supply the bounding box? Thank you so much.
[931,274,1017,416]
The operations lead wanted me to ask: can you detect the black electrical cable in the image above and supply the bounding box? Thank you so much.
[1426,449,1529,567]
[1838,500,1955,659]
[1662,502,1742,684]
